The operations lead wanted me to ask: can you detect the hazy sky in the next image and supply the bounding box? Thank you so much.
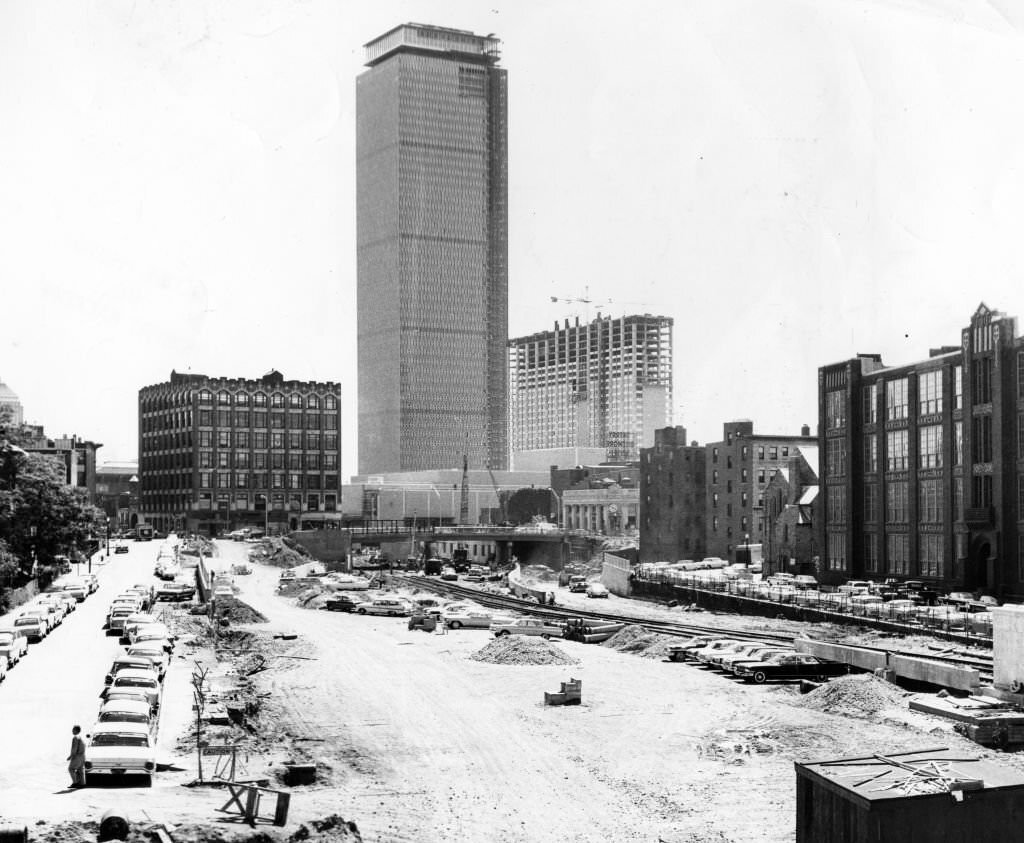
[3,0,1024,475]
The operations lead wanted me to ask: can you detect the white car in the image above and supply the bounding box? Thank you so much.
[443,609,501,630]
[106,669,161,709]
[85,722,157,784]
[96,698,155,728]
[0,628,29,665]
[490,618,565,639]
[586,583,609,598]
[356,597,412,617]
[126,643,170,677]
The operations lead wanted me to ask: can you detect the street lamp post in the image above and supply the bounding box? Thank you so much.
[744,533,751,568]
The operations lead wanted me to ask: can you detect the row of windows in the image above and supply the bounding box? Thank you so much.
[197,452,338,470]
[864,425,959,472]
[198,472,340,491]
[197,431,338,450]
[833,532,944,577]
[858,366,964,426]
[196,390,338,410]
[191,492,338,512]
[143,410,339,435]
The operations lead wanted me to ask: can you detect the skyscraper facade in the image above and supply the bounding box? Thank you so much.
[509,314,674,464]
[356,24,508,474]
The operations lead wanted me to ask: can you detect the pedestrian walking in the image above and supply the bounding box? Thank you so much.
[67,725,87,788]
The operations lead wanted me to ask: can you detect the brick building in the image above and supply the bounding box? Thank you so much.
[818,303,1024,596]
[639,425,706,563]
[761,447,820,576]
[138,370,342,536]
[705,420,817,560]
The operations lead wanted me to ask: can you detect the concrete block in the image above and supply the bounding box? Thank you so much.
[794,639,889,672]
[990,605,1024,690]
[891,654,980,692]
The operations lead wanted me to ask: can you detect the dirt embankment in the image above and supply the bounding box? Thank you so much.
[248,538,311,570]
[31,814,362,843]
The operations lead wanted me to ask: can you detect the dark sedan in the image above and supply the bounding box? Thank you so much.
[155,582,196,602]
[324,595,366,613]
[734,653,850,684]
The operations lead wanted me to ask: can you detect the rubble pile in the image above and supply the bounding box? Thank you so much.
[249,537,309,569]
[470,634,579,666]
[794,674,907,718]
[217,598,268,624]
[600,624,675,658]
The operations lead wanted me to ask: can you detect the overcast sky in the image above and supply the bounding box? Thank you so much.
[3,0,1024,474]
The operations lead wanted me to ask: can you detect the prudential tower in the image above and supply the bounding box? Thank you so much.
[356,24,509,474]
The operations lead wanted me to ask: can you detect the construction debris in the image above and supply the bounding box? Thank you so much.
[470,635,578,666]
[793,674,907,718]
[544,677,582,706]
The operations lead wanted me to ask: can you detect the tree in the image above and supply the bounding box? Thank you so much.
[0,452,102,581]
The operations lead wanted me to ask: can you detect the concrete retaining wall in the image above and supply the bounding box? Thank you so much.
[794,639,890,673]
[601,553,632,597]
[991,605,1024,690]
[289,530,351,562]
[1,579,39,613]
[796,638,981,691]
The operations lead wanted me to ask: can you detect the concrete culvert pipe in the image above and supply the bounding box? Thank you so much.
[97,809,130,842]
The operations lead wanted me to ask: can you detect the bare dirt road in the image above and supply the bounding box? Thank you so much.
[0,539,996,842]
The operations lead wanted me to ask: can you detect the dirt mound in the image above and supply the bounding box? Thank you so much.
[520,563,557,582]
[217,598,268,624]
[470,635,578,666]
[598,624,670,657]
[249,537,309,569]
[794,674,907,718]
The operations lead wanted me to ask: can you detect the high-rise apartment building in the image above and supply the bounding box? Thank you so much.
[356,23,508,474]
[138,370,342,536]
[509,314,673,464]
[818,303,1024,597]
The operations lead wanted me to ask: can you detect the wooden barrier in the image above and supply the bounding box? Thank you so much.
[218,782,290,827]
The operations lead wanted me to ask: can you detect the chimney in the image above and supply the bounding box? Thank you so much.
[801,424,811,437]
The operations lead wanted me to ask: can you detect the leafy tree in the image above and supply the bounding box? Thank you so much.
[0,452,102,581]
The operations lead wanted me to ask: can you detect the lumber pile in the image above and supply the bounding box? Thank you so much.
[544,677,582,706]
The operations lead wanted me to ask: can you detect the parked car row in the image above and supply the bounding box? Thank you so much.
[667,636,851,684]
[89,576,176,786]
[4,573,99,659]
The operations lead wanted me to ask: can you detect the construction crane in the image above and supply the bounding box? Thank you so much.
[459,453,470,525]
[486,463,507,525]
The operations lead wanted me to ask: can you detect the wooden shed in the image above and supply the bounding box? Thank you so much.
[795,748,1024,842]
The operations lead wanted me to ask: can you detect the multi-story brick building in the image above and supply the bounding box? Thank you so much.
[356,23,508,474]
[705,420,816,560]
[818,303,1024,596]
[509,314,673,465]
[762,447,820,576]
[138,370,342,536]
[639,426,707,563]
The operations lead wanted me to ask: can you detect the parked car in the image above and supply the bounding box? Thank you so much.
[411,597,445,617]
[726,648,795,675]
[0,628,30,665]
[586,583,610,599]
[84,722,157,784]
[81,573,99,593]
[735,653,850,684]
[793,575,818,590]
[96,698,155,728]
[715,644,791,672]
[440,567,459,582]
[114,543,130,554]
[688,639,744,664]
[105,653,161,685]
[942,591,976,608]
[357,597,412,617]
[21,607,56,634]
[322,573,370,592]
[697,641,756,666]
[52,581,88,602]
[568,576,588,593]
[34,597,67,625]
[444,609,501,630]
[126,643,170,677]
[155,582,196,602]
[838,580,872,596]
[104,669,161,709]
[490,618,565,639]
[107,606,137,634]
[12,614,47,642]
[133,624,174,650]
[324,594,368,613]
[666,636,713,662]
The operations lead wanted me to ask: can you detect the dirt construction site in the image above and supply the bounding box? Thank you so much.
[1,538,1020,842]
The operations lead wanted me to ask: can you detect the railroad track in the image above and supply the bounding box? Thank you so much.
[392,575,994,677]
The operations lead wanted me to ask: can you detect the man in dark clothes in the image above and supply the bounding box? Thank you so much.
[67,725,86,787]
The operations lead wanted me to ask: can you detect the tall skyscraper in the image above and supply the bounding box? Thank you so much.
[356,24,508,474]
[508,314,674,464]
